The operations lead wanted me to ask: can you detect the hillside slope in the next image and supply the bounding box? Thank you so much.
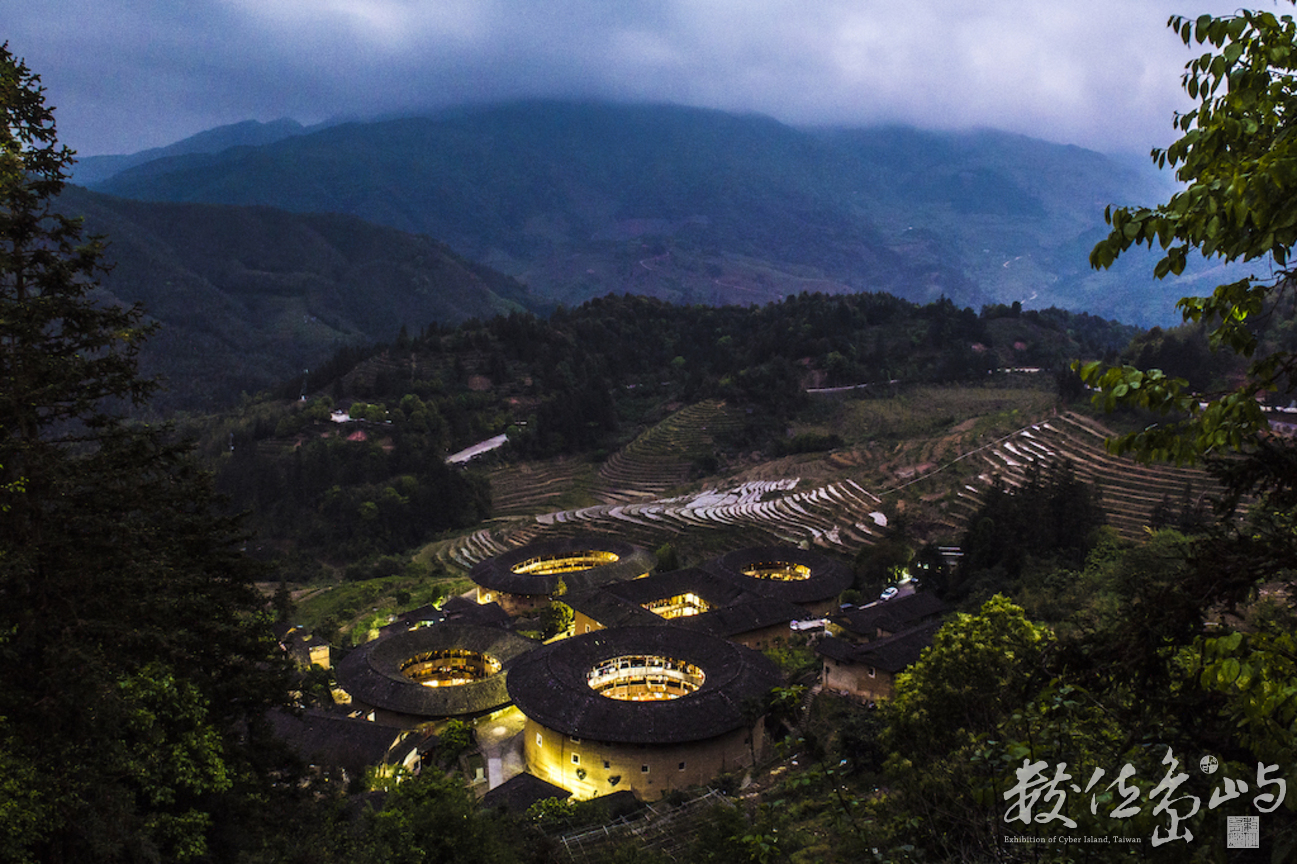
[58,186,535,411]
[92,101,1191,324]
[70,117,312,186]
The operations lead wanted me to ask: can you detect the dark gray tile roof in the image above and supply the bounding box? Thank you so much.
[440,596,513,628]
[603,567,747,608]
[481,773,572,813]
[816,636,861,664]
[507,626,782,744]
[678,598,805,639]
[831,592,947,639]
[380,605,447,638]
[563,589,661,629]
[817,621,942,674]
[567,563,806,638]
[470,537,656,597]
[268,708,410,775]
[702,546,852,606]
[336,623,539,719]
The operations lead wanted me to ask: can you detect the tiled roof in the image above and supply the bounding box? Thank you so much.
[678,598,804,639]
[268,708,410,774]
[440,596,513,628]
[507,626,782,744]
[470,537,655,597]
[817,621,942,674]
[481,773,571,813]
[832,592,946,639]
[336,623,538,719]
[604,567,747,608]
[567,563,806,637]
[702,546,852,606]
[563,589,660,629]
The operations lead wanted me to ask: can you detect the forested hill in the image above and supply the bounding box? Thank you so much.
[57,185,537,412]
[90,101,1198,326]
[203,291,1138,566]
[69,117,313,186]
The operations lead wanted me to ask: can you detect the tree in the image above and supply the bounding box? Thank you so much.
[877,596,1056,859]
[0,45,290,861]
[950,460,1106,602]
[884,596,1054,758]
[355,772,521,864]
[1083,5,1297,462]
[1079,18,1297,849]
[541,600,574,639]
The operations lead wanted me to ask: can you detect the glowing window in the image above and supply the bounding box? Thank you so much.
[511,550,619,576]
[741,561,812,581]
[401,649,501,687]
[642,592,710,619]
[587,655,705,701]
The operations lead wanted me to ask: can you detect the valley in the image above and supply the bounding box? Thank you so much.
[80,102,1217,328]
[294,384,1217,647]
[6,72,1292,859]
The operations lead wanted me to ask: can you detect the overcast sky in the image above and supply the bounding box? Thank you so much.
[5,0,1259,157]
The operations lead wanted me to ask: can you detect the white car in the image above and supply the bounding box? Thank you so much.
[880,587,899,601]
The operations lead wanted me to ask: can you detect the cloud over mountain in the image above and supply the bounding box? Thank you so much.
[12,0,1244,156]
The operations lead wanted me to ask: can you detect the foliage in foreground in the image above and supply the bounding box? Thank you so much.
[1083,3,1297,462]
[1,44,294,861]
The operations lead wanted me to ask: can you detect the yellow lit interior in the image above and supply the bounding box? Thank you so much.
[742,561,812,581]
[511,550,620,576]
[401,649,501,687]
[587,655,705,701]
[643,592,710,619]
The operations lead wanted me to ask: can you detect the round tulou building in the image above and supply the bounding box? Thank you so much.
[336,623,538,727]
[703,545,853,617]
[506,625,782,800]
[470,537,655,615]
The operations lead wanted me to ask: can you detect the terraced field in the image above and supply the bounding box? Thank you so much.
[425,405,1219,573]
[589,400,747,503]
[485,457,598,517]
[424,475,886,572]
[945,412,1218,538]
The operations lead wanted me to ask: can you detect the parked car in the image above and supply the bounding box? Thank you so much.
[880,587,899,601]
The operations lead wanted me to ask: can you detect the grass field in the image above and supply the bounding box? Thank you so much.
[293,571,474,646]
[807,379,1059,445]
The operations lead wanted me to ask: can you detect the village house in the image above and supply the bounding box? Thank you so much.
[816,591,947,702]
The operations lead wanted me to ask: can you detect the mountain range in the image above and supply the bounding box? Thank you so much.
[59,185,532,412]
[60,101,1254,411]
[70,117,315,186]
[84,101,1215,325]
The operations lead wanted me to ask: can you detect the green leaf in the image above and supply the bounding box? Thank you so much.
[1221,658,1242,684]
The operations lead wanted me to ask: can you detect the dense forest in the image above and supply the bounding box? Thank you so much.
[199,291,1138,568]
[56,184,537,413]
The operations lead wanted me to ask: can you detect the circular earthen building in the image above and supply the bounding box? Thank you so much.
[470,537,655,614]
[704,546,853,617]
[507,625,782,799]
[336,623,538,726]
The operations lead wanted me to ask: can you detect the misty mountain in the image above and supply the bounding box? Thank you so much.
[90,101,1193,324]
[71,118,311,186]
[58,185,535,412]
